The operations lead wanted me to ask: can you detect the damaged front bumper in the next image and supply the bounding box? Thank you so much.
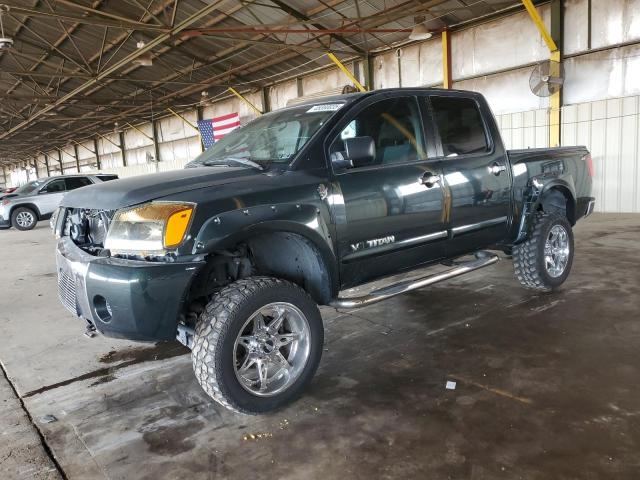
[56,237,204,341]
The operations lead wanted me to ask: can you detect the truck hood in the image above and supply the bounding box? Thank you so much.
[60,166,261,210]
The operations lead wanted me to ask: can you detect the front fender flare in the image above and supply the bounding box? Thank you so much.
[192,203,339,298]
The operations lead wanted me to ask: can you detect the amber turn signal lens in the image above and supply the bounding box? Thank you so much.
[164,207,193,248]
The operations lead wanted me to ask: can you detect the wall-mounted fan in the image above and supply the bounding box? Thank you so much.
[529,60,564,97]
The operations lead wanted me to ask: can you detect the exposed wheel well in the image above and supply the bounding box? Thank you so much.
[538,187,576,225]
[187,231,335,307]
[246,232,333,305]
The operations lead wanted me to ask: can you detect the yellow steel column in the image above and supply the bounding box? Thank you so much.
[228,87,263,116]
[442,29,452,89]
[167,107,199,132]
[521,0,558,52]
[548,50,561,147]
[521,0,561,147]
[327,52,367,93]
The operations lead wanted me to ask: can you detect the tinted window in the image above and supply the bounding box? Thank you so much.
[430,96,489,156]
[42,179,66,193]
[330,97,426,169]
[96,174,118,181]
[65,177,93,190]
[15,180,45,195]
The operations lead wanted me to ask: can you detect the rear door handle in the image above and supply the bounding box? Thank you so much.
[488,162,507,176]
[421,172,441,188]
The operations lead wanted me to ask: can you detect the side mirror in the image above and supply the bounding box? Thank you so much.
[344,136,376,167]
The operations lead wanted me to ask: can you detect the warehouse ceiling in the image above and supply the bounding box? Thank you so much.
[0,0,523,166]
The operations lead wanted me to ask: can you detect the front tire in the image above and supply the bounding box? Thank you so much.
[11,207,37,231]
[513,212,574,291]
[192,277,324,414]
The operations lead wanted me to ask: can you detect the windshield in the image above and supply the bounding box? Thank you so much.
[187,102,345,168]
[14,180,44,195]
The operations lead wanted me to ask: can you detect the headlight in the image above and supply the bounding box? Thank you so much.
[105,202,195,255]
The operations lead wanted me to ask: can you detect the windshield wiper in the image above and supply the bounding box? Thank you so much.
[201,157,265,171]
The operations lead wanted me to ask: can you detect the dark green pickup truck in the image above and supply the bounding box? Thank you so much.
[54,88,594,413]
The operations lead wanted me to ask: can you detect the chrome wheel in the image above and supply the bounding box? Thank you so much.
[233,302,311,397]
[16,211,34,228]
[544,224,570,277]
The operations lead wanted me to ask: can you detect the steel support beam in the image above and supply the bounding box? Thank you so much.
[95,132,121,150]
[118,131,127,166]
[327,52,366,92]
[57,149,64,174]
[521,0,562,147]
[125,122,154,142]
[167,108,199,132]
[73,144,81,171]
[0,0,226,141]
[363,54,373,90]
[93,137,101,170]
[152,120,161,170]
[261,87,271,114]
[228,87,263,116]
[196,106,204,153]
[442,29,452,89]
[268,0,366,55]
[549,0,563,148]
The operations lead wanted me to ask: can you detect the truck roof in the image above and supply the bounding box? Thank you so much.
[290,87,478,109]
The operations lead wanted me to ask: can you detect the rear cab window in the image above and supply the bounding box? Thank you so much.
[430,96,490,157]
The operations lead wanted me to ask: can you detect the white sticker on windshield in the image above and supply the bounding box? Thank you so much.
[306,103,343,113]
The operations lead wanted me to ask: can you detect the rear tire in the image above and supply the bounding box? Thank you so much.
[513,212,574,291]
[11,207,37,231]
[192,277,324,414]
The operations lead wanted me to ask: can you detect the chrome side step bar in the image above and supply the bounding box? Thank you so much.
[329,251,499,309]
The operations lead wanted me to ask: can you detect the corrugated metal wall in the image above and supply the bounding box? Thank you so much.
[6,1,640,214]
[495,109,550,150]
[495,95,640,213]
[562,96,640,213]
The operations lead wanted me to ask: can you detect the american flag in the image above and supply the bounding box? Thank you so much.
[197,112,241,149]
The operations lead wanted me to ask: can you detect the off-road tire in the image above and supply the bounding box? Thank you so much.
[11,207,37,231]
[513,212,574,291]
[192,276,324,414]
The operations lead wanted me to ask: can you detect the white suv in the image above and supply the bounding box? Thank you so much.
[0,174,118,231]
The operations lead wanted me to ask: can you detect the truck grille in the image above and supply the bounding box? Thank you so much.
[58,270,78,315]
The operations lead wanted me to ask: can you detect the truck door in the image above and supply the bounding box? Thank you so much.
[426,94,511,256]
[328,94,447,288]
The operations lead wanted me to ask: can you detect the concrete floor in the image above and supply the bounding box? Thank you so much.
[1,213,639,479]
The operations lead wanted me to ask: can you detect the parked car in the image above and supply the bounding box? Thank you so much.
[0,186,19,201]
[0,174,118,231]
[54,88,594,414]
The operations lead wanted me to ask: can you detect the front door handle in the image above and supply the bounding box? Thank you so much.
[488,162,507,176]
[421,172,441,188]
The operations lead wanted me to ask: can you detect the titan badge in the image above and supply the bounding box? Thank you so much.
[350,235,396,252]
